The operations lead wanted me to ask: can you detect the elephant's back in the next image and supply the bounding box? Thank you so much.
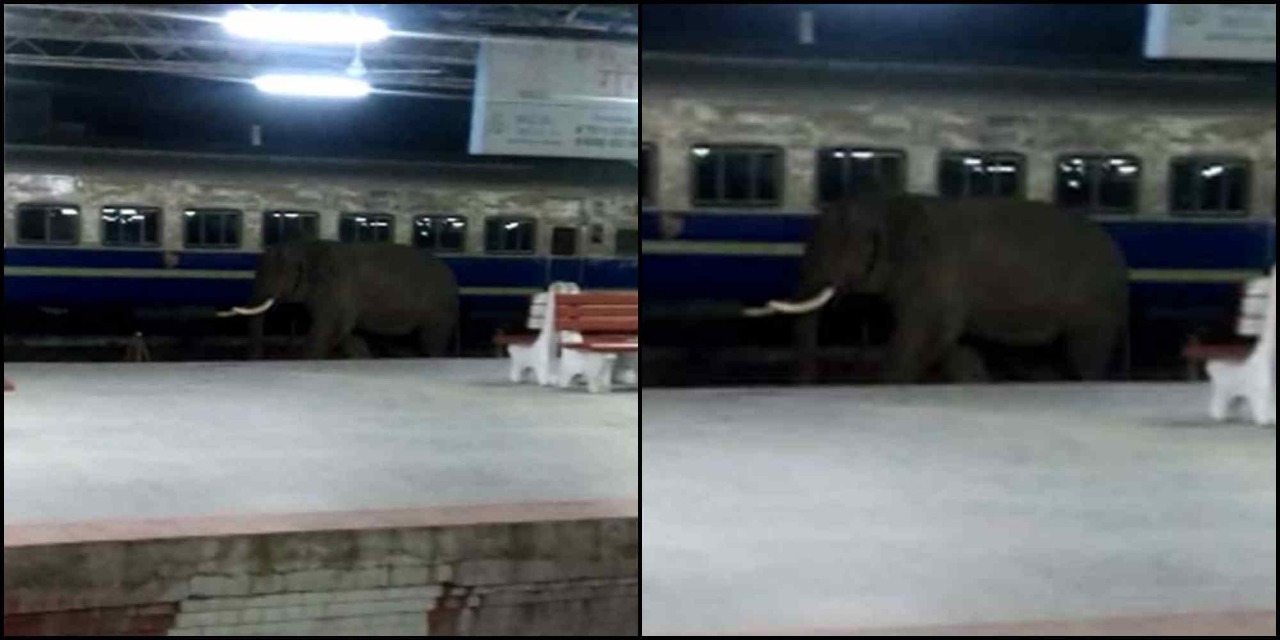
[923,198,1128,297]
[934,198,1122,262]
[339,243,460,302]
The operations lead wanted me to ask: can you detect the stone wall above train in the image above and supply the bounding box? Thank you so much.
[640,54,1275,217]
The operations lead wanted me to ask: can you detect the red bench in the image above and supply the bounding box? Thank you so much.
[555,291,639,350]
[499,286,638,392]
[555,291,638,393]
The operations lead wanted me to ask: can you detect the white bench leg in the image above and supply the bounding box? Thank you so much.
[615,352,638,387]
[1206,362,1235,421]
[507,345,530,384]
[1250,369,1275,426]
[558,350,619,393]
[534,347,555,386]
[559,349,582,389]
[586,353,619,394]
[1207,359,1276,426]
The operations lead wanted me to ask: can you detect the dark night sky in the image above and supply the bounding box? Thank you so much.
[5,4,1271,158]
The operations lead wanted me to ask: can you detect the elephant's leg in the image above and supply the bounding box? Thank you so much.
[883,327,938,384]
[340,335,372,359]
[304,312,353,360]
[417,321,454,358]
[883,306,961,385]
[940,345,991,383]
[1063,323,1119,381]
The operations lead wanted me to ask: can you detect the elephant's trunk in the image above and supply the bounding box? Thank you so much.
[786,260,835,381]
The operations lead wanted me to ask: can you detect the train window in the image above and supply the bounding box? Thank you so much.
[1171,158,1251,217]
[413,215,467,253]
[1055,156,1141,215]
[183,208,241,249]
[262,211,319,246]
[102,206,161,247]
[484,216,537,254]
[641,143,656,208]
[817,148,906,203]
[551,227,579,256]
[615,228,639,256]
[690,145,783,207]
[339,213,394,243]
[16,203,80,245]
[938,152,1024,200]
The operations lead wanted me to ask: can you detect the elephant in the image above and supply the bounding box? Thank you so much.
[745,194,1129,384]
[218,240,460,360]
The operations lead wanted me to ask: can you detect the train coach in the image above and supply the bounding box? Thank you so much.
[3,146,639,356]
[640,53,1275,379]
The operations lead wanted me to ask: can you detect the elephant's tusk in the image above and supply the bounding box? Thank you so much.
[742,305,778,318]
[217,297,276,317]
[767,287,836,315]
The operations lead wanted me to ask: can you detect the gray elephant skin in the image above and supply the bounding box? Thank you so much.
[221,241,460,359]
[753,195,1129,384]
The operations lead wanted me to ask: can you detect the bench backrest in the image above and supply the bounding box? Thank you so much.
[526,282,581,330]
[553,292,639,336]
[1238,276,1271,337]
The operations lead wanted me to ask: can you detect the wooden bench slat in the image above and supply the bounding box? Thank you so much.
[558,306,638,318]
[563,342,640,353]
[1184,343,1253,361]
[559,317,639,333]
[557,292,638,305]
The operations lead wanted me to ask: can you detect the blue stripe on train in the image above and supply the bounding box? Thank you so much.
[643,255,799,303]
[4,250,638,307]
[4,277,250,307]
[3,248,639,280]
[641,211,1276,271]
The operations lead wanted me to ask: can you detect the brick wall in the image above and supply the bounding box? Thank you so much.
[4,501,638,636]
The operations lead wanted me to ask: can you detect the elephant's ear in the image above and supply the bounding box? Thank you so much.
[824,197,865,234]
[282,242,317,297]
[292,251,309,297]
[302,242,342,291]
[883,196,932,266]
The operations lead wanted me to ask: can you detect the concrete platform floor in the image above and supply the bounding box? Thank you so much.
[641,383,1276,635]
[4,360,637,525]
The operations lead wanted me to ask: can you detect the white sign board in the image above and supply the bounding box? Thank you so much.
[469,39,638,161]
[1145,4,1276,62]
